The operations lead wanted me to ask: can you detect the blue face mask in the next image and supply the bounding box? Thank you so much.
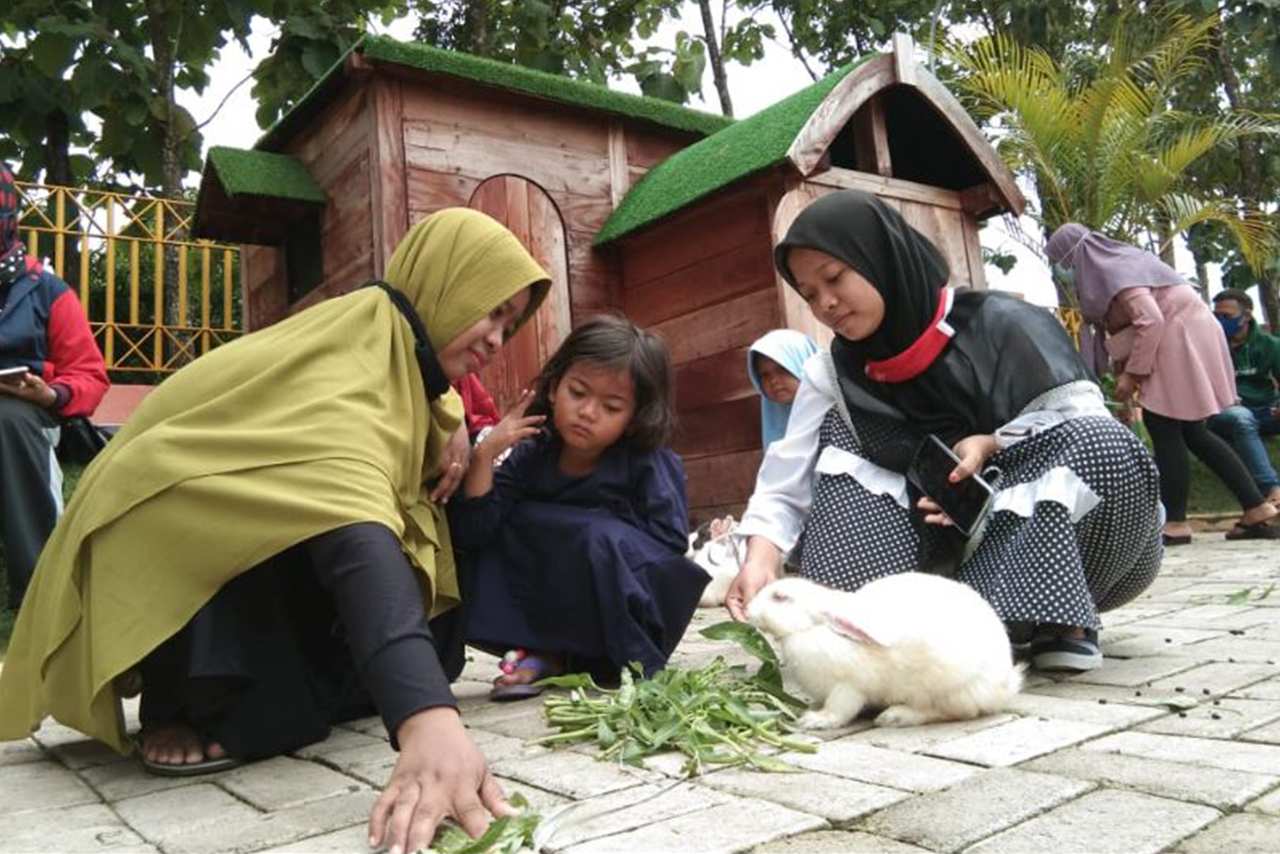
[1051,262,1075,287]
[1217,313,1245,339]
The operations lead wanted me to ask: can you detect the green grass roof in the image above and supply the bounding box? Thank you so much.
[257,35,732,151]
[595,57,873,246]
[206,146,326,203]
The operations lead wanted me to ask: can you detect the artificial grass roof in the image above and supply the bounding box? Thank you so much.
[205,146,326,203]
[257,35,733,151]
[595,56,875,246]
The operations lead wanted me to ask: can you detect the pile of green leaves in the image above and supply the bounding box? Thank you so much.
[431,793,540,854]
[534,622,814,777]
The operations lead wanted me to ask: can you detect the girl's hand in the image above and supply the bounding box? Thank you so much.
[430,425,471,504]
[725,536,782,622]
[0,371,57,409]
[475,389,544,464]
[917,434,997,527]
[1113,372,1139,403]
[369,707,513,854]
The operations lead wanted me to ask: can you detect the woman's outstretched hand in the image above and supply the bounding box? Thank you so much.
[725,536,783,622]
[918,433,997,527]
[430,424,472,504]
[369,707,513,854]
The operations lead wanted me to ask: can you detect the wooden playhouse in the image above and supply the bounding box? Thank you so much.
[194,33,1024,522]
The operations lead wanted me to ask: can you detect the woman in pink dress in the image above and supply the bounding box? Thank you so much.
[1047,224,1279,545]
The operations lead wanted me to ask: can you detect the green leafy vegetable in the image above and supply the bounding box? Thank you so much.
[535,623,813,777]
[429,793,540,853]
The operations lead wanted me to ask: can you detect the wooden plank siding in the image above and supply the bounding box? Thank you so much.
[617,181,780,516]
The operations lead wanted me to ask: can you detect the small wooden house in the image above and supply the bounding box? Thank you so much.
[195,33,1024,522]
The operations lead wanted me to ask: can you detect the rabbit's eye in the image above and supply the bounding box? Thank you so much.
[771,591,790,603]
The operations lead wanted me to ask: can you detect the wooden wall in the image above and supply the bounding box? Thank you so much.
[394,73,696,327]
[618,178,785,524]
[242,82,379,329]
[241,68,698,332]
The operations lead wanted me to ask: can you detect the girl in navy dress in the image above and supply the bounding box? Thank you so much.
[451,316,709,699]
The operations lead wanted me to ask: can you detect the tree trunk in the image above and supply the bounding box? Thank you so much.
[466,0,492,57]
[1210,17,1279,330]
[697,0,733,117]
[42,109,81,289]
[1194,255,1210,302]
[146,0,188,363]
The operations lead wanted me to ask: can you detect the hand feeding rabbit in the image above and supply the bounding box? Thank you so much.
[686,516,741,608]
[746,573,1023,729]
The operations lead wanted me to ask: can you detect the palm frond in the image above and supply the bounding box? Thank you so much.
[1155,194,1277,271]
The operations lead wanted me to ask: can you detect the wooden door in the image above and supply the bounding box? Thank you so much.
[468,175,571,412]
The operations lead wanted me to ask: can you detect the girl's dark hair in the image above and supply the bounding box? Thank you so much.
[528,315,675,451]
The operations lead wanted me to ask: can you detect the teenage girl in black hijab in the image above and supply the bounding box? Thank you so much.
[727,191,1163,672]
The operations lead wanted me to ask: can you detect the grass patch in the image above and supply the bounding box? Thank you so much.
[0,461,84,657]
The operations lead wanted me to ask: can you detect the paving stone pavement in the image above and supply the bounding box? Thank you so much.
[2,538,1278,853]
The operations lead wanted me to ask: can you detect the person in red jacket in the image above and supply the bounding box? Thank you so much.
[0,163,109,610]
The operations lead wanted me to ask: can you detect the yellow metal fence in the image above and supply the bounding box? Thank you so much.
[14,181,242,374]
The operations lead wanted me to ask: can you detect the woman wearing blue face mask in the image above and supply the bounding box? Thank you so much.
[1046,223,1279,544]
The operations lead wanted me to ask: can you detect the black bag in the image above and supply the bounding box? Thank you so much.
[57,416,111,465]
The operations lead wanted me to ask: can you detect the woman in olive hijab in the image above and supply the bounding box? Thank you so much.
[0,208,549,853]
[728,191,1163,675]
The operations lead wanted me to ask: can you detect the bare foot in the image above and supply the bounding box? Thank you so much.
[140,723,226,768]
[1163,522,1193,539]
[1267,487,1280,508]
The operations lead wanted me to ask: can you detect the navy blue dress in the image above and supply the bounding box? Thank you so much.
[450,435,709,681]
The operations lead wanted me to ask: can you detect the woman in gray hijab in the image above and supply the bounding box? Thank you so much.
[1046,224,1277,545]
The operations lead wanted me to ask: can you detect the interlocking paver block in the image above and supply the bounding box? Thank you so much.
[698,768,908,823]
[559,797,825,853]
[162,790,378,854]
[48,736,129,770]
[258,824,370,853]
[542,781,732,851]
[1179,637,1280,663]
[1231,677,1280,700]
[0,802,154,853]
[491,749,658,799]
[0,738,44,767]
[999,692,1164,726]
[1144,662,1278,697]
[1138,699,1280,739]
[81,758,221,802]
[1067,656,1204,687]
[781,739,979,792]
[1023,747,1278,809]
[1027,681,1201,708]
[291,727,384,759]
[219,755,367,811]
[857,767,1091,853]
[1083,731,1280,775]
[0,758,100,816]
[1102,627,1223,657]
[850,715,1016,753]
[964,789,1219,854]
[1246,785,1280,816]
[1240,719,1280,745]
[924,717,1109,767]
[112,783,258,843]
[754,830,932,853]
[1134,604,1272,631]
[1172,813,1280,853]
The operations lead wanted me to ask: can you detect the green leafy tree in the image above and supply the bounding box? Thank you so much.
[943,10,1278,307]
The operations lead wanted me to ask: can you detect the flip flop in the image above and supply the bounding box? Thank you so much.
[134,732,244,777]
[1162,533,1192,547]
[1225,521,1280,541]
[490,652,559,702]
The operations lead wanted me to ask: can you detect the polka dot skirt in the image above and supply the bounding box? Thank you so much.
[800,411,1163,630]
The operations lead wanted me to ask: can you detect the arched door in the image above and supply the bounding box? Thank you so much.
[468,175,570,412]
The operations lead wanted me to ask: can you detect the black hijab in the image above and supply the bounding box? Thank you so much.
[776,190,1093,468]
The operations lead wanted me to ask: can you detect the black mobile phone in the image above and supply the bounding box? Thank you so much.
[907,434,994,537]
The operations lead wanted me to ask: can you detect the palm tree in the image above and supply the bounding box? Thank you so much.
[942,11,1277,306]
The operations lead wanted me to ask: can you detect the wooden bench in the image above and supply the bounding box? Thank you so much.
[90,384,155,433]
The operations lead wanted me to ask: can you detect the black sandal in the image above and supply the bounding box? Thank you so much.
[134,730,244,777]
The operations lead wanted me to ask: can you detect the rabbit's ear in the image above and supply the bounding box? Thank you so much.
[824,612,887,646]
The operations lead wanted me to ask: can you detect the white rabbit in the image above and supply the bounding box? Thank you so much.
[687,516,741,608]
[746,573,1023,729]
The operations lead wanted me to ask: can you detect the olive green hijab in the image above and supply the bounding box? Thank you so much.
[0,208,549,752]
